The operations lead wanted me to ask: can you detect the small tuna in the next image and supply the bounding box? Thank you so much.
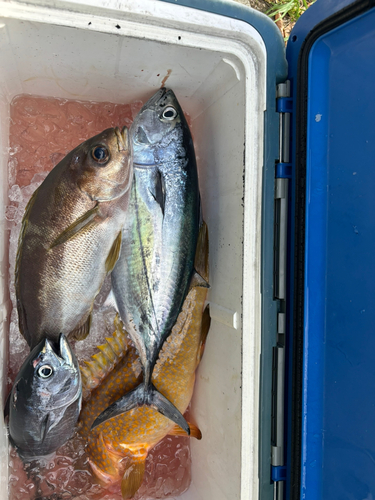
[6,334,81,459]
[79,222,210,499]
[93,88,206,434]
[16,127,132,349]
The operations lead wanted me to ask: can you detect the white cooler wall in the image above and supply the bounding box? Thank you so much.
[0,1,267,499]
[184,81,246,500]
[0,89,9,496]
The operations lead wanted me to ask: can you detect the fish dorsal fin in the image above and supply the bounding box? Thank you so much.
[105,231,122,273]
[80,315,129,399]
[194,221,209,282]
[50,203,100,249]
[168,422,202,440]
[189,270,210,291]
[3,389,12,419]
[15,187,40,339]
[197,305,211,364]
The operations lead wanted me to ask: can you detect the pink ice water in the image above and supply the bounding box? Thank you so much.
[7,95,192,500]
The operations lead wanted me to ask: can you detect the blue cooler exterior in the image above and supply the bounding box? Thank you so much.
[286,0,375,499]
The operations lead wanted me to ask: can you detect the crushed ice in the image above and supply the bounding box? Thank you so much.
[7,95,191,500]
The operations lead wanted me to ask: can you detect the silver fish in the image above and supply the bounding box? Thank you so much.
[16,127,132,349]
[92,88,207,433]
[6,334,81,459]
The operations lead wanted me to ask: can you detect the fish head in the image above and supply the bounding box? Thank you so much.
[131,88,188,165]
[8,334,82,459]
[69,127,132,201]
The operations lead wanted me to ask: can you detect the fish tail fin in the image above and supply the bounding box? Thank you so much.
[121,451,147,500]
[169,422,202,440]
[91,383,190,436]
[149,385,190,435]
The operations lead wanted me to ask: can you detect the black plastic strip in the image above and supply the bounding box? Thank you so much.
[291,1,375,499]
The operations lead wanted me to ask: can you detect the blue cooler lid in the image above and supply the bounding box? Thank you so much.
[286,1,375,498]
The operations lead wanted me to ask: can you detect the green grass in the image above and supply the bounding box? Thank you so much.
[266,0,315,23]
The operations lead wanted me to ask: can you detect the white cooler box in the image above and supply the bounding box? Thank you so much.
[0,1,288,499]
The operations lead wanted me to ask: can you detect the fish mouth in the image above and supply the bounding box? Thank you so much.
[115,126,129,152]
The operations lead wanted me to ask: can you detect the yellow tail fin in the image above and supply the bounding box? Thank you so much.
[169,422,202,440]
[121,452,147,499]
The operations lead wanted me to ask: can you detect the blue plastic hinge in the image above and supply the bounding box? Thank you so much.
[276,163,292,179]
[276,97,293,113]
[271,465,287,482]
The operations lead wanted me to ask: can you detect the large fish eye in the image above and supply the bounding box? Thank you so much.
[161,106,178,121]
[38,365,53,379]
[91,145,110,164]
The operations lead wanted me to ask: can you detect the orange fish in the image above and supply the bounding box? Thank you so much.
[79,222,210,499]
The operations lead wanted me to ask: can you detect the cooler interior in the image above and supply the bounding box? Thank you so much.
[0,2,267,499]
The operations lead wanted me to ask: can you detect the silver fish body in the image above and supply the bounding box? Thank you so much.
[16,127,132,349]
[7,334,82,459]
[93,89,202,433]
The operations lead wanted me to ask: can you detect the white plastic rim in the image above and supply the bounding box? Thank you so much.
[0,1,267,499]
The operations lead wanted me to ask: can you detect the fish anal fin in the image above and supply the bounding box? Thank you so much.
[105,231,122,273]
[69,313,92,341]
[189,270,210,291]
[169,422,202,440]
[198,305,211,363]
[50,203,100,248]
[121,454,146,500]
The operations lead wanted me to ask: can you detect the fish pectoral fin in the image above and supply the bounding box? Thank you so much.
[50,203,100,249]
[198,304,211,363]
[91,383,190,436]
[40,413,50,444]
[105,231,122,273]
[69,313,92,341]
[168,422,202,440]
[148,169,165,216]
[121,455,147,500]
[189,269,210,291]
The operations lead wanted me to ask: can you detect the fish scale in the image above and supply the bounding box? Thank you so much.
[93,88,203,434]
[79,221,210,500]
[15,127,132,349]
